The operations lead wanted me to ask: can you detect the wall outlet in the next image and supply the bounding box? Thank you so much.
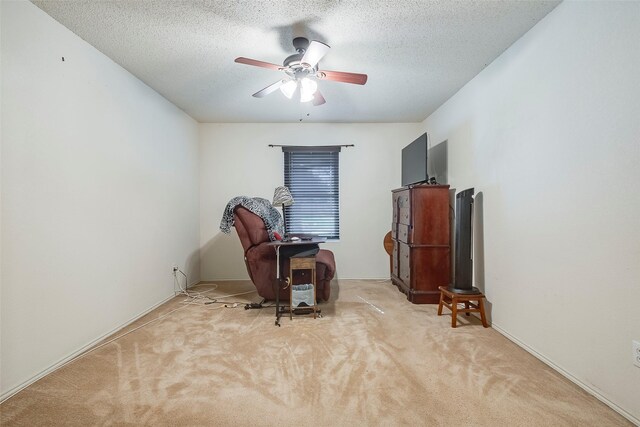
[633,340,640,368]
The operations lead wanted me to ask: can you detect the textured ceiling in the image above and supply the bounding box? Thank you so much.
[32,0,559,123]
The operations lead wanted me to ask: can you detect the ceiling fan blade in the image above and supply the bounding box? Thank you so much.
[301,41,330,68]
[252,79,289,98]
[318,70,368,85]
[312,90,326,106]
[235,57,283,71]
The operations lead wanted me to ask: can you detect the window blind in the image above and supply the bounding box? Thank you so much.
[283,147,340,239]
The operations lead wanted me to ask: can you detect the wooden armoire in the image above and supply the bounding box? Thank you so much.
[391,185,451,304]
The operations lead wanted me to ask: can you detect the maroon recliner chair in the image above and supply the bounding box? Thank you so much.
[233,206,335,301]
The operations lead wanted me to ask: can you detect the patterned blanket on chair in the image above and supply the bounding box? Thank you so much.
[219,196,284,241]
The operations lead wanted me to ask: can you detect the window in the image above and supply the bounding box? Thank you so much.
[283,146,340,239]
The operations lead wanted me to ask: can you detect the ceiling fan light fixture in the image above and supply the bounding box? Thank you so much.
[236,37,368,107]
[280,80,298,99]
[300,78,318,103]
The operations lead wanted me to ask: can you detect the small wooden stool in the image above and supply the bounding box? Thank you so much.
[437,286,488,328]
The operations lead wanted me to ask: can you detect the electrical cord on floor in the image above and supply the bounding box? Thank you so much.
[204,300,251,306]
[174,269,217,302]
[178,290,258,309]
[174,268,257,309]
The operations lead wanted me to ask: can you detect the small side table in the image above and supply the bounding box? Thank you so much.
[289,256,317,319]
[267,238,326,327]
[437,286,489,328]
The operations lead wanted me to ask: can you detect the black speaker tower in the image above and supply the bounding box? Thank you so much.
[448,188,480,295]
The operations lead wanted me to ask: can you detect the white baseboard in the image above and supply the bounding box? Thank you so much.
[0,292,179,403]
[492,323,640,426]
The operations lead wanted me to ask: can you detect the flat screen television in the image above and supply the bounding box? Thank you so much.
[401,133,428,186]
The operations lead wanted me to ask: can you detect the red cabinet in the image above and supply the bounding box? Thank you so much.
[391,185,451,304]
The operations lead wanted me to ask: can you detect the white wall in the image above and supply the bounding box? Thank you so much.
[0,0,4,394]
[1,1,200,398]
[200,123,420,280]
[421,1,640,422]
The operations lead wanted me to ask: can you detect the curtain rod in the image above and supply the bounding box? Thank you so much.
[268,144,354,148]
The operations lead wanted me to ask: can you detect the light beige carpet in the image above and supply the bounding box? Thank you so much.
[0,280,630,426]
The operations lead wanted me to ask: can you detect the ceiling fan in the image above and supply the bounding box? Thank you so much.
[235,37,368,106]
